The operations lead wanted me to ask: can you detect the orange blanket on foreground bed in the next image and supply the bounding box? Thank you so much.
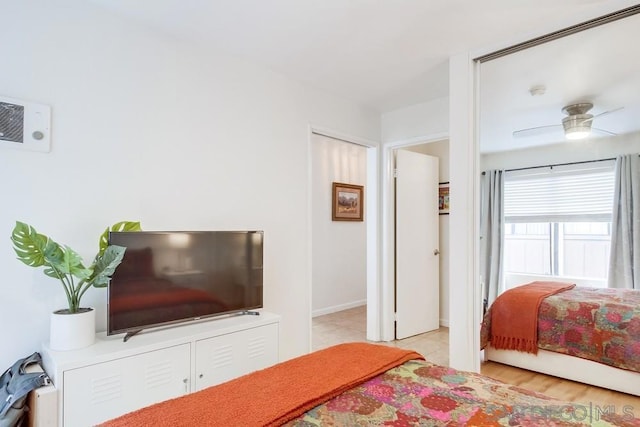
[100,342,423,427]
[490,281,575,354]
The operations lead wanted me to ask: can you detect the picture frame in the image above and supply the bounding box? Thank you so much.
[332,182,364,221]
[438,182,450,215]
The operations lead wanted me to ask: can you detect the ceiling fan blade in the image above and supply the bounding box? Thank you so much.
[581,106,624,124]
[512,124,562,138]
[591,127,617,137]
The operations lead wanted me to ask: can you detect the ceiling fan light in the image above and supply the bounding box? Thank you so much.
[562,113,592,140]
[565,128,591,140]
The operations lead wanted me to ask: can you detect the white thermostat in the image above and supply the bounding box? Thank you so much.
[0,95,51,152]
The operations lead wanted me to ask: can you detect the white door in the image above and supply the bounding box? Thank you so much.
[395,149,439,339]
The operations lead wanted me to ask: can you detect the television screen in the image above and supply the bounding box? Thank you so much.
[107,230,263,336]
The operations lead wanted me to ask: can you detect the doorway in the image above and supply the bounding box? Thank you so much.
[381,136,450,342]
[310,133,368,316]
[309,128,450,352]
[309,127,379,348]
[311,134,450,363]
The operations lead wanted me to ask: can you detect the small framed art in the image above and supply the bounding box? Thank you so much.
[332,182,364,221]
[438,182,450,215]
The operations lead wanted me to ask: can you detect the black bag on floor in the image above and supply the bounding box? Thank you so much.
[0,352,50,427]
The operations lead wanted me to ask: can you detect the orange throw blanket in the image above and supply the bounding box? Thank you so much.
[489,281,575,354]
[100,342,423,427]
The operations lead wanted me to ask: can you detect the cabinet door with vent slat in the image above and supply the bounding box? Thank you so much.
[63,344,190,426]
[195,323,278,391]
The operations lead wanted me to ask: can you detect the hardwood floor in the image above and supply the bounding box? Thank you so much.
[481,361,640,409]
[313,305,640,411]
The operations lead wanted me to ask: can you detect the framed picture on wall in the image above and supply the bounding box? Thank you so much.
[332,182,364,221]
[439,182,450,215]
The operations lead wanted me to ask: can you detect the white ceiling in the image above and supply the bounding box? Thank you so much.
[89,0,638,114]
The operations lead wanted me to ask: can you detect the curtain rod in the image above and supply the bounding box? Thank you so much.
[482,157,616,175]
[475,4,640,63]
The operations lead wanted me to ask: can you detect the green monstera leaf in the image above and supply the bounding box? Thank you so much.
[98,221,141,256]
[11,220,141,313]
[11,221,62,269]
[58,246,92,279]
[89,245,126,288]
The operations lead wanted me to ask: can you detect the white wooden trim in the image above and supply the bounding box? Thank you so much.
[365,146,381,341]
[449,51,481,372]
[306,126,314,353]
[310,125,378,148]
[486,347,640,396]
[384,133,449,149]
[312,300,366,317]
[381,142,396,342]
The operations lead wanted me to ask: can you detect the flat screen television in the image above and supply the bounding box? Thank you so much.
[107,230,263,339]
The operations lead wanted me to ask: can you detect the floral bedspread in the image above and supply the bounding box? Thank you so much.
[538,287,640,372]
[482,287,640,373]
[284,359,639,426]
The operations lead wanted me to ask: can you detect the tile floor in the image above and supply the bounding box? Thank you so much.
[312,305,449,366]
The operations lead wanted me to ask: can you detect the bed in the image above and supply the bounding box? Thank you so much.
[99,342,639,426]
[482,282,640,396]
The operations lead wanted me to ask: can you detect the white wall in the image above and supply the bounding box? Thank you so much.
[0,0,380,370]
[381,97,448,143]
[311,134,367,316]
[481,132,640,170]
[405,140,450,326]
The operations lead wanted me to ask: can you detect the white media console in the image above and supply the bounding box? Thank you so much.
[41,311,280,427]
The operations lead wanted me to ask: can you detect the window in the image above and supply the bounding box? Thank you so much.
[503,161,615,282]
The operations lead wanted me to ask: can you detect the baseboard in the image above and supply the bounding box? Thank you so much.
[439,318,449,327]
[312,300,366,317]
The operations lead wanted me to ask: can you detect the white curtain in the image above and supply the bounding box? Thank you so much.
[480,170,505,308]
[608,154,640,289]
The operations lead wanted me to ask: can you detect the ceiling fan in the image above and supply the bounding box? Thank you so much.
[513,102,623,140]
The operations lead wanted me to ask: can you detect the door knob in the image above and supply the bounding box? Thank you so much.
[434,249,440,255]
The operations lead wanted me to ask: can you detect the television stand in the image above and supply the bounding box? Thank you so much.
[41,311,280,426]
[123,329,143,342]
[239,310,260,316]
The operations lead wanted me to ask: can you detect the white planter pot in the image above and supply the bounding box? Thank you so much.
[50,308,95,351]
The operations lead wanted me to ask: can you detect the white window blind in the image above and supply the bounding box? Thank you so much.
[504,161,615,223]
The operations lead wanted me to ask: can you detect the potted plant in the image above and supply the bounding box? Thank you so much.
[11,220,141,351]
